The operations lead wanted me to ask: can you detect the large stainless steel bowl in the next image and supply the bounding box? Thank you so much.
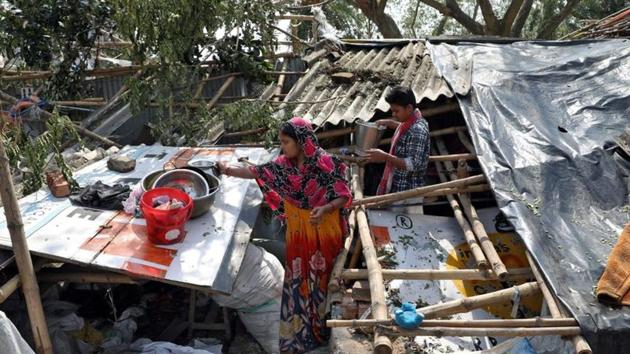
[354,120,386,155]
[152,169,209,198]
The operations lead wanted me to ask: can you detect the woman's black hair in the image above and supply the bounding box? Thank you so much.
[280,121,298,141]
[385,86,416,108]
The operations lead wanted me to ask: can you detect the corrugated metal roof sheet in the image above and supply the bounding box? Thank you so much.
[284,41,453,126]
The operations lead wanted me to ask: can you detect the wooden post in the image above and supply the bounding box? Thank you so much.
[0,141,53,354]
[526,253,592,354]
[352,164,392,354]
[351,174,486,208]
[419,282,539,319]
[327,317,578,328]
[341,267,533,281]
[435,138,508,280]
[432,149,487,269]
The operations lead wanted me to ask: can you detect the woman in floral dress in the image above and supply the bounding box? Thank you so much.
[218,117,352,353]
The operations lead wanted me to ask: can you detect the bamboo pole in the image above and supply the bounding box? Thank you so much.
[526,252,561,318]
[421,102,460,117]
[341,267,533,281]
[37,271,136,284]
[206,75,236,111]
[362,184,491,209]
[348,166,365,269]
[50,100,107,107]
[457,130,476,153]
[351,174,486,208]
[429,153,476,162]
[383,326,581,337]
[0,259,49,304]
[0,141,53,354]
[327,317,578,328]
[435,166,487,269]
[273,61,289,102]
[435,138,508,280]
[0,274,20,303]
[526,253,592,354]
[328,209,356,294]
[419,282,540,319]
[352,164,392,354]
[276,14,316,21]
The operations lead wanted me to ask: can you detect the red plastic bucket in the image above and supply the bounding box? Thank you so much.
[140,187,193,244]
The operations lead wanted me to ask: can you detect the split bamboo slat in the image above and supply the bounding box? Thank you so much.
[351,174,486,208]
[435,138,508,279]
[526,253,592,354]
[0,142,53,353]
[327,317,578,328]
[419,282,540,319]
[352,164,392,354]
[341,267,533,281]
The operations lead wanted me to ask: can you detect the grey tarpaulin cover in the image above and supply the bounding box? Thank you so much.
[427,39,630,352]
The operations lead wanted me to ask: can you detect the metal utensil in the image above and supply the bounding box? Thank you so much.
[354,121,386,155]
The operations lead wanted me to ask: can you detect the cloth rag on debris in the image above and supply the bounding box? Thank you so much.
[70,181,131,210]
[597,224,630,306]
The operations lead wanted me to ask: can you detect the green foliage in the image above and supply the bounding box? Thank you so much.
[110,0,283,145]
[214,100,295,147]
[320,0,377,38]
[0,1,114,99]
[1,111,80,195]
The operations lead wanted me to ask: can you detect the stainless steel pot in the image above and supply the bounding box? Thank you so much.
[354,120,386,155]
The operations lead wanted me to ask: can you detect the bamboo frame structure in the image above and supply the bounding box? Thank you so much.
[432,147,488,269]
[0,141,53,354]
[436,138,508,279]
[351,174,486,208]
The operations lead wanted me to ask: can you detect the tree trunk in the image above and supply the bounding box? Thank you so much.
[373,12,403,38]
[511,0,534,37]
[354,0,403,38]
[433,16,449,36]
[537,0,582,39]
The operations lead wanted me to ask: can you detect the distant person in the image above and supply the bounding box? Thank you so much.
[218,117,352,353]
[365,86,430,213]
